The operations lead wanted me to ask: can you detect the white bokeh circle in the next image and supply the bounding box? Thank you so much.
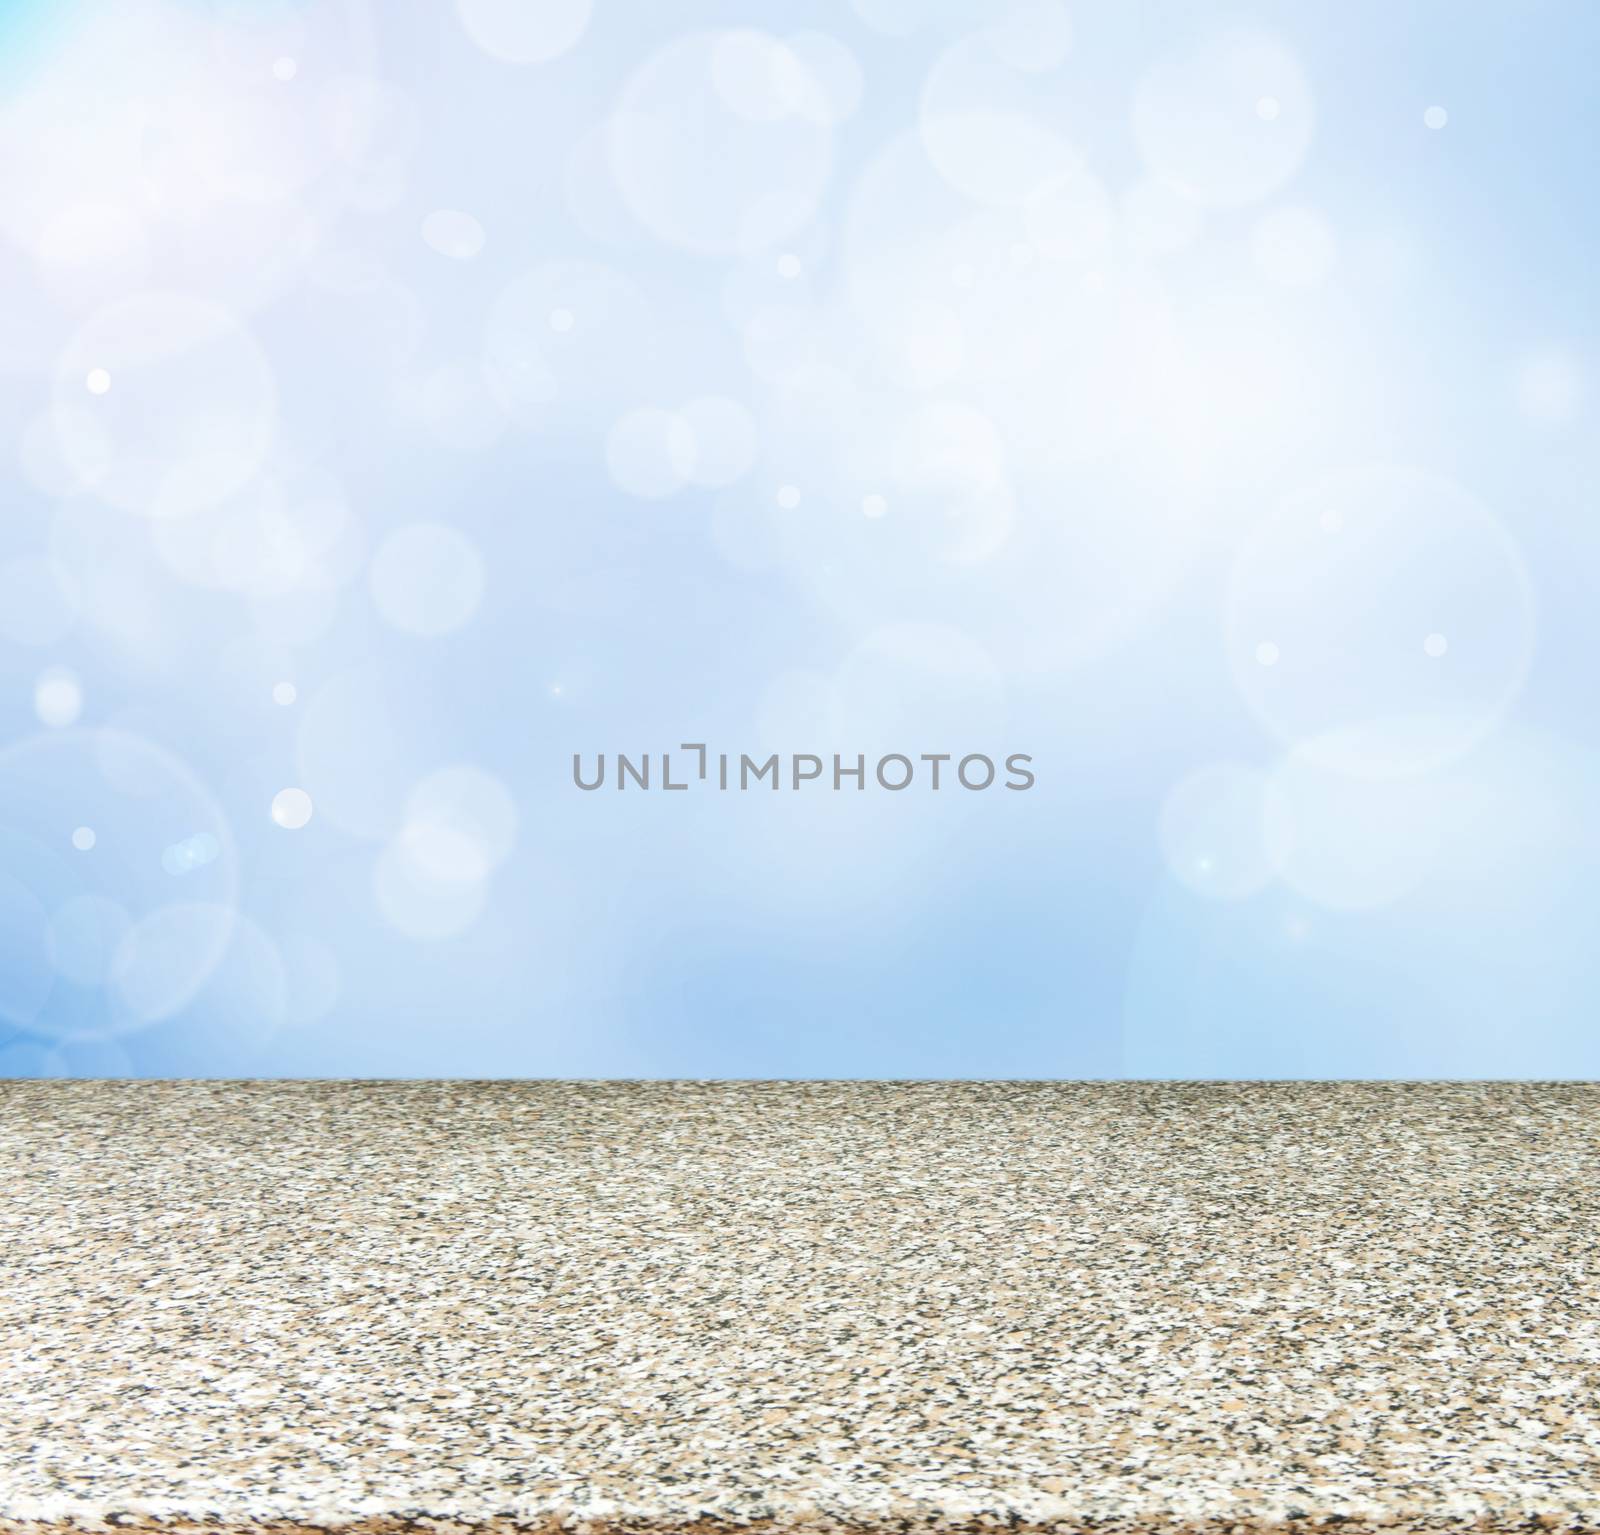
[609,30,833,257]
[182,911,289,1059]
[1226,468,1536,775]
[20,408,100,498]
[919,33,1082,208]
[48,894,133,988]
[1159,762,1293,900]
[0,0,382,345]
[605,407,696,499]
[295,666,421,840]
[1267,738,1449,910]
[35,668,83,729]
[401,766,518,884]
[456,0,591,64]
[52,293,276,519]
[0,729,238,1040]
[1125,729,1600,1076]
[483,261,658,424]
[373,831,489,941]
[1024,165,1114,263]
[785,31,864,124]
[392,362,508,454]
[0,872,53,1030]
[271,787,315,830]
[421,207,486,260]
[983,1,1071,71]
[369,522,486,636]
[1133,30,1314,207]
[154,472,366,600]
[843,131,1172,460]
[0,557,80,647]
[681,396,759,487]
[1514,346,1584,426]
[321,74,421,182]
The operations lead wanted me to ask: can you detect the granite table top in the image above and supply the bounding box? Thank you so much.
[1,1081,1598,1535]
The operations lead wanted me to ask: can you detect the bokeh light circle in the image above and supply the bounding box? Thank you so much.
[1132,30,1313,208]
[919,33,1081,208]
[1024,165,1114,262]
[984,1,1072,71]
[401,765,519,884]
[1267,738,1449,911]
[154,473,366,599]
[609,30,833,257]
[1126,729,1600,1076]
[373,831,489,941]
[393,361,508,454]
[0,729,237,1040]
[48,894,133,988]
[186,911,289,1059]
[110,904,234,1026]
[483,261,658,424]
[605,407,695,499]
[1226,468,1535,774]
[680,396,759,487]
[421,207,486,260]
[35,667,83,728]
[0,556,80,647]
[1514,345,1584,426]
[295,665,431,841]
[1159,762,1293,900]
[369,522,486,636]
[785,31,864,124]
[0,873,53,1030]
[52,294,276,519]
[456,0,591,64]
[271,787,314,830]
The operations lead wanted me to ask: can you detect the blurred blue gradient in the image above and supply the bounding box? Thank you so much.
[1,0,1597,1077]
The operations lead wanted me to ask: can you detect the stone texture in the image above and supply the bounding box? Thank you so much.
[2,1081,1598,1534]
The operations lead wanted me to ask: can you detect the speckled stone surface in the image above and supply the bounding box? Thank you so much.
[2,1082,1599,1535]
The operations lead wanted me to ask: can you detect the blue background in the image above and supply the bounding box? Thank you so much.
[1,0,1597,1077]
